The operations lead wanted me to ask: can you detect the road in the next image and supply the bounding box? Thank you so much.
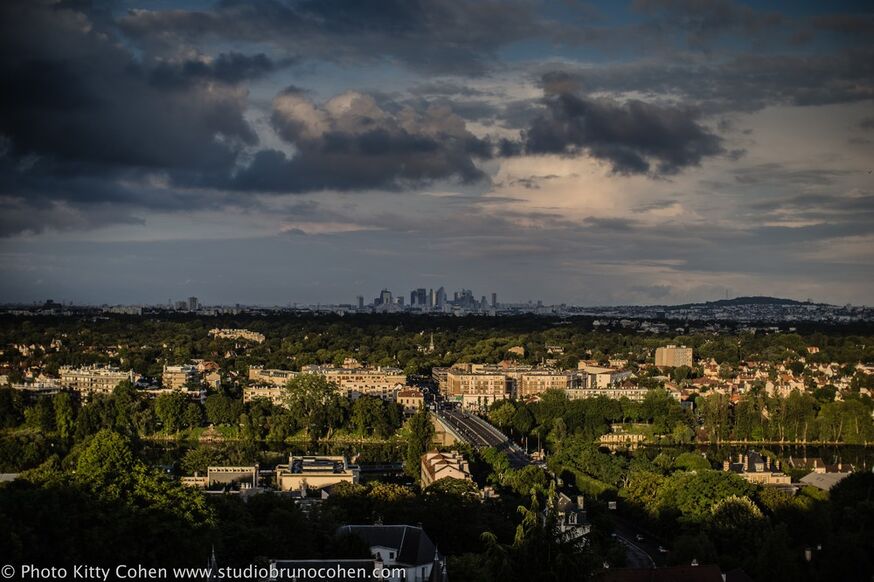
[437,409,530,467]
[613,533,655,569]
[610,514,665,568]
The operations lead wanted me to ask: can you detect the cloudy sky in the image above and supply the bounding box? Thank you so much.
[1,0,872,306]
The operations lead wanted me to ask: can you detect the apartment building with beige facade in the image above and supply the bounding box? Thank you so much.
[243,385,286,406]
[516,371,572,398]
[396,389,425,411]
[59,365,134,395]
[300,364,407,399]
[248,366,299,387]
[162,364,200,390]
[575,365,634,389]
[208,328,266,343]
[443,370,508,398]
[655,345,694,368]
[565,386,649,402]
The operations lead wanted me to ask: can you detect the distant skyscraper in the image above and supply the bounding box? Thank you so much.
[415,288,427,307]
[410,290,417,306]
[379,289,393,306]
[357,295,364,309]
[397,296,404,306]
[491,293,497,307]
[436,287,446,308]
[188,296,199,311]
[429,288,436,307]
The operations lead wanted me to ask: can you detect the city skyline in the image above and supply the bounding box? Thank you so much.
[1,0,873,306]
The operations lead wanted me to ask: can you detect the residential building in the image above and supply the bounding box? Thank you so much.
[300,364,406,399]
[786,456,853,474]
[209,328,266,343]
[553,492,591,543]
[443,370,508,398]
[516,371,571,398]
[420,451,472,487]
[397,389,425,412]
[576,366,633,389]
[248,366,299,387]
[59,365,134,395]
[565,386,649,401]
[275,456,359,493]
[723,451,791,485]
[182,465,259,490]
[9,380,65,398]
[655,345,694,368]
[162,364,199,390]
[335,525,448,582]
[243,385,286,406]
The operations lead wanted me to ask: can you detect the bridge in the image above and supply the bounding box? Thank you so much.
[434,409,530,468]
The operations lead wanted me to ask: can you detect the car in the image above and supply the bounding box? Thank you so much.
[635,534,645,542]
[658,545,668,553]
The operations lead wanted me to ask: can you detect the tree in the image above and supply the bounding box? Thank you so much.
[204,394,243,425]
[489,401,516,429]
[0,388,24,428]
[404,409,434,479]
[184,402,203,429]
[673,452,710,472]
[657,470,755,523]
[155,392,188,433]
[24,397,55,432]
[620,470,666,517]
[284,375,346,439]
[76,429,136,498]
[53,392,76,441]
[511,406,535,436]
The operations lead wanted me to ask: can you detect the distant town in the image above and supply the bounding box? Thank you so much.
[3,293,872,324]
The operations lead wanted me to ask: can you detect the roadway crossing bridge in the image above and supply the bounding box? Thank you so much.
[434,409,530,468]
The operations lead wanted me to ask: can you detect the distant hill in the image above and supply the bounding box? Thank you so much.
[665,296,819,309]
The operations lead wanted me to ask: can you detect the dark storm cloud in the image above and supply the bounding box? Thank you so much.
[521,84,724,175]
[148,52,288,88]
[227,90,491,192]
[119,0,550,75]
[409,81,495,97]
[732,164,849,187]
[0,0,257,172]
[536,48,874,115]
[631,0,784,45]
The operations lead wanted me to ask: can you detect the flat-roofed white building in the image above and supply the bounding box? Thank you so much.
[275,455,359,492]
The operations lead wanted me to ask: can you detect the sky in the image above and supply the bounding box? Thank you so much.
[0,0,872,306]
